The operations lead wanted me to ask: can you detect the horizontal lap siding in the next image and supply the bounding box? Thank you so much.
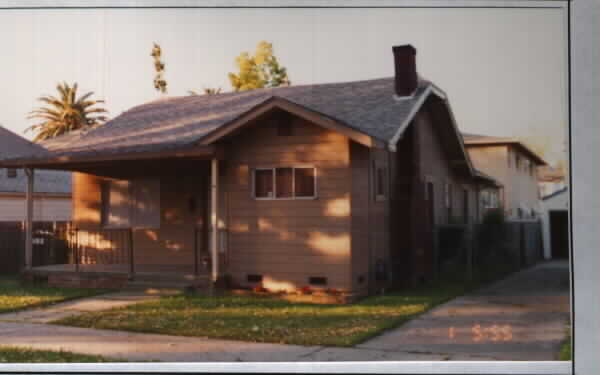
[0,196,71,222]
[72,172,206,268]
[225,116,352,291]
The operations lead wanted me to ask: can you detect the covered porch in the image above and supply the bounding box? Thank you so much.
[12,146,226,288]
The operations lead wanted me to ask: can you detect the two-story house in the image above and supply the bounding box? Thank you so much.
[463,134,547,220]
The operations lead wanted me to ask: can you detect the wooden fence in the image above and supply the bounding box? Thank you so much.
[436,220,544,281]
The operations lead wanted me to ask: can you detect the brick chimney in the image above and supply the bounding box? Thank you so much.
[392,45,418,97]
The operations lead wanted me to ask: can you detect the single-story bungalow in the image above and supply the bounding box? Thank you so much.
[0,45,499,295]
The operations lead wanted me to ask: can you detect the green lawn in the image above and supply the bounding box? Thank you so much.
[0,346,120,363]
[0,276,111,314]
[55,282,473,347]
[559,331,572,360]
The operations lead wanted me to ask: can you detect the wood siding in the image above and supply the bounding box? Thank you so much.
[223,114,352,291]
[72,172,207,270]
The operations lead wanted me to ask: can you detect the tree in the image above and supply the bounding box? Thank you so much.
[187,87,222,96]
[26,82,108,142]
[228,41,290,92]
[151,43,168,94]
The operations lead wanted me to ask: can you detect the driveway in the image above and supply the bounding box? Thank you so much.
[0,261,570,361]
[357,260,571,360]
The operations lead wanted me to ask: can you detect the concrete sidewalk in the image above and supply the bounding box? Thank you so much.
[0,321,452,362]
[357,261,570,361]
[0,291,161,324]
[0,261,570,362]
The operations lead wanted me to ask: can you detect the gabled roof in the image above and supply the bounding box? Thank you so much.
[542,186,568,201]
[0,126,70,195]
[538,165,566,182]
[462,133,547,166]
[0,77,435,164]
[0,126,48,161]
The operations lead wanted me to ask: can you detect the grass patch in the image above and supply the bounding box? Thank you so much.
[559,329,572,360]
[0,276,112,314]
[56,282,475,347]
[0,346,121,363]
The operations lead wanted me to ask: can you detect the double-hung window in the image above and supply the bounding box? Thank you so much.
[100,178,161,228]
[253,167,316,200]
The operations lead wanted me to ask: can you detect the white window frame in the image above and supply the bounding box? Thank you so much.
[252,166,317,200]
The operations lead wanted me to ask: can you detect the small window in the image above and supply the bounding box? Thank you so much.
[445,183,453,222]
[6,168,17,178]
[247,274,263,283]
[309,276,327,286]
[275,168,293,198]
[374,165,387,201]
[254,169,274,198]
[463,189,469,224]
[515,155,521,170]
[507,150,512,168]
[295,167,316,198]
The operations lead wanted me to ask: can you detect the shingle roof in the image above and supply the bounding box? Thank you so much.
[8,77,431,162]
[0,168,71,195]
[0,126,70,194]
[0,126,49,160]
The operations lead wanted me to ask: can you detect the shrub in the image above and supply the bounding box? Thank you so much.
[299,286,313,295]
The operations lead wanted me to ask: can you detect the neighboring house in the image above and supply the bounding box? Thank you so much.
[538,165,567,199]
[0,45,498,294]
[463,133,547,220]
[0,126,71,222]
[541,187,569,260]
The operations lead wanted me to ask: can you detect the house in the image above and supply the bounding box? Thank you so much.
[0,127,71,222]
[541,187,569,260]
[463,133,547,220]
[0,45,499,295]
[538,165,567,199]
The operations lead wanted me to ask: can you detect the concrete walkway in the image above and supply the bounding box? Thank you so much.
[0,261,569,361]
[0,291,161,324]
[357,261,570,361]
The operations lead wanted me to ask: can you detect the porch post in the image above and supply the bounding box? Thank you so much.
[24,168,34,270]
[210,158,219,286]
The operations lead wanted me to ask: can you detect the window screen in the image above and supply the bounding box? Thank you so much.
[295,167,316,198]
[275,168,293,198]
[105,179,131,228]
[131,179,161,228]
[254,169,274,198]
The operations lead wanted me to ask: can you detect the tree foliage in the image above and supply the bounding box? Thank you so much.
[26,82,108,142]
[151,43,168,94]
[228,41,290,92]
[187,87,222,96]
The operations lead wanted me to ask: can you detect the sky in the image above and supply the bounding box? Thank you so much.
[0,7,568,164]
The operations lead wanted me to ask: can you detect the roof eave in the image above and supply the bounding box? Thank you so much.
[198,96,384,149]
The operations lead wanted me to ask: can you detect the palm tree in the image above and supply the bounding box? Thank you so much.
[26,82,108,142]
